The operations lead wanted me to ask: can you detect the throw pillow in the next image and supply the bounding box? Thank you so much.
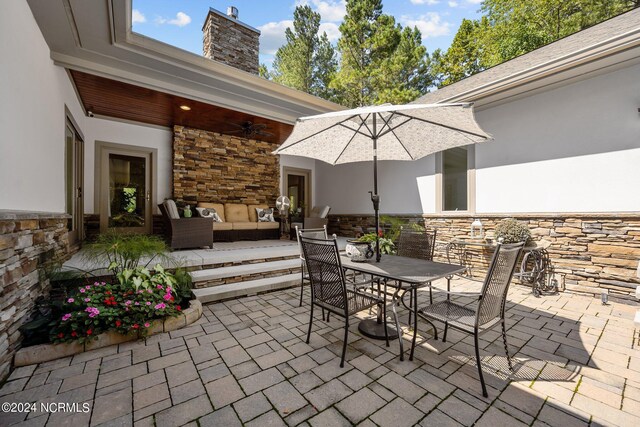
[256,207,275,222]
[196,207,222,222]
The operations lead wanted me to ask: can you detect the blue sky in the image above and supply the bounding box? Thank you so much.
[132,0,483,68]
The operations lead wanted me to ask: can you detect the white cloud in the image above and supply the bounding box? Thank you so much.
[156,12,192,27]
[467,0,483,4]
[319,22,340,42]
[295,0,346,22]
[448,1,459,7]
[258,20,294,55]
[401,13,451,39]
[132,9,146,24]
[410,0,440,5]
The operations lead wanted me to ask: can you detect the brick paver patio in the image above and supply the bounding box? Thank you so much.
[1,277,639,426]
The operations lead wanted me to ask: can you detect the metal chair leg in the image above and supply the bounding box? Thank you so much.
[306,303,314,344]
[340,318,349,368]
[502,319,514,371]
[443,322,448,343]
[299,271,304,307]
[390,294,403,360]
[474,330,488,397]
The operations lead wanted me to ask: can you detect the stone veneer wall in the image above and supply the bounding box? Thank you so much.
[328,213,640,300]
[173,126,280,206]
[202,8,260,74]
[0,211,70,380]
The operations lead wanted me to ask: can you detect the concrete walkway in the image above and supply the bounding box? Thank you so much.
[1,278,639,426]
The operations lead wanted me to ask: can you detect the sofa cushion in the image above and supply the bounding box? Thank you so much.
[225,204,250,223]
[198,203,226,222]
[232,222,258,230]
[248,204,268,222]
[212,222,233,231]
[257,221,279,230]
[163,199,180,219]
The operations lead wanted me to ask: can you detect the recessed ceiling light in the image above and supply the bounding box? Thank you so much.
[179,105,191,111]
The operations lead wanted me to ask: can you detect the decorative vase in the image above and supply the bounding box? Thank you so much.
[345,240,374,262]
[183,205,192,218]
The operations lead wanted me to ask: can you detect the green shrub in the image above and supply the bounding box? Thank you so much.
[494,219,531,244]
[83,232,168,274]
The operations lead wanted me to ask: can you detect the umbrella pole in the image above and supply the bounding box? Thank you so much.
[372,114,380,262]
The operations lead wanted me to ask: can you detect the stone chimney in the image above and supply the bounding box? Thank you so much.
[202,6,260,74]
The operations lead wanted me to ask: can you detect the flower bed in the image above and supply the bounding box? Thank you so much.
[14,299,202,366]
[50,265,183,344]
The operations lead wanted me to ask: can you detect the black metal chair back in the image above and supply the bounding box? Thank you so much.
[300,235,349,318]
[396,228,437,261]
[295,226,328,259]
[476,242,524,328]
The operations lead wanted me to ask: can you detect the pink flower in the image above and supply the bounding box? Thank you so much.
[84,298,91,303]
[79,288,86,293]
[85,285,91,289]
[101,281,106,286]
[125,300,132,306]
[147,289,152,294]
[62,313,72,321]
[144,322,150,328]
[134,302,140,306]
[163,293,172,301]
[85,307,100,318]
[145,301,151,306]
[154,303,166,310]
[156,285,163,290]
[67,298,74,303]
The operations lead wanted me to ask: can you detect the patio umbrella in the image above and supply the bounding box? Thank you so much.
[273,103,492,262]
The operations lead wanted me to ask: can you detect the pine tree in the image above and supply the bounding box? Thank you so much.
[332,0,430,107]
[272,5,337,100]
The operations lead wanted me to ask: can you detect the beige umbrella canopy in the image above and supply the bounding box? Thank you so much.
[273,103,492,261]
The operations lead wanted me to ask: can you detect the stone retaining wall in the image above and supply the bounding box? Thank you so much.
[173,125,280,206]
[328,213,640,300]
[0,211,70,381]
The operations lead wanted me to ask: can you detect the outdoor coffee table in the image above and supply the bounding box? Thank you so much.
[340,254,464,361]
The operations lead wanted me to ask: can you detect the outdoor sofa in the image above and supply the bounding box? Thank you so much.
[197,202,280,241]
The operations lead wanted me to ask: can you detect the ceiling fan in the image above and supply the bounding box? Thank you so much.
[226,121,274,138]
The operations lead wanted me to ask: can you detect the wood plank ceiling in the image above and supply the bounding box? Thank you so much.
[70,70,293,144]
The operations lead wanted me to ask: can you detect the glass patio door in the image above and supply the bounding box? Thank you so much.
[99,147,152,234]
[65,122,84,245]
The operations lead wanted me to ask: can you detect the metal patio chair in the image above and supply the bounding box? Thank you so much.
[395,228,438,324]
[295,225,328,307]
[412,242,524,397]
[301,235,385,367]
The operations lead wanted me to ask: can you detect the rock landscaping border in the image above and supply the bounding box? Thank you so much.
[13,299,202,367]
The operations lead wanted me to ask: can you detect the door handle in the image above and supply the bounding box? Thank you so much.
[146,190,150,202]
[77,187,82,198]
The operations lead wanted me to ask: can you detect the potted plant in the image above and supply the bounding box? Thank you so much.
[494,219,531,244]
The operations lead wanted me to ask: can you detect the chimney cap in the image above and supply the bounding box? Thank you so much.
[227,6,238,19]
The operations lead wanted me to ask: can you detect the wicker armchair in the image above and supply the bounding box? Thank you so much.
[158,202,213,250]
[300,235,384,367]
[412,242,524,397]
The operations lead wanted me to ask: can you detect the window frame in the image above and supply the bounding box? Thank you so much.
[435,145,476,214]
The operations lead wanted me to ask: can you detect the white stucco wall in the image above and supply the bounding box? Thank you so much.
[0,1,86,212]
[315,157,437,215]
[314,62,640,215]
[475,62,640,213]
[82,119,173,214]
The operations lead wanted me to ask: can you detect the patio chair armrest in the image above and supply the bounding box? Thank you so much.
[170,217,213,232]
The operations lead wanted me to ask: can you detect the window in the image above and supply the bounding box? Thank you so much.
[437,146,475,212]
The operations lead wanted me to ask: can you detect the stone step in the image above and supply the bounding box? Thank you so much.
[193,273,300,304]
[190,258,300,282]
